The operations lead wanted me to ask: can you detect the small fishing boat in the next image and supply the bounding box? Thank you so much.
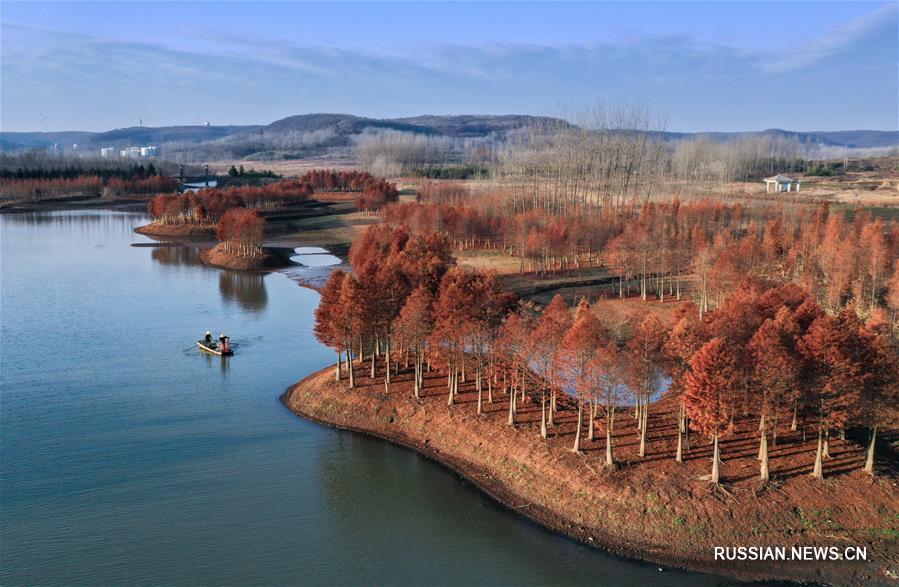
[197,333,233,356]
[197,340,233,356]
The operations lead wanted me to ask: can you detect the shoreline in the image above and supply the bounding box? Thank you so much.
[0,196,151,214]
[198,243,297,271]
[135,223,217,238]
[282,365,896,586]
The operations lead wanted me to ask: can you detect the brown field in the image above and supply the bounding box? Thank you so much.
[210,157,357,176]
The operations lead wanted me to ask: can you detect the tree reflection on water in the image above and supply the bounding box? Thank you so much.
[218,271,268,313]
[147,244,269,313]
[150,246,204,267]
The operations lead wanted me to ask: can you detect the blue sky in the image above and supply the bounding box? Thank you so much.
[1,1,896,132]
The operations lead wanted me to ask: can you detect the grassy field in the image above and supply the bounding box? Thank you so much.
[267,201,379,257]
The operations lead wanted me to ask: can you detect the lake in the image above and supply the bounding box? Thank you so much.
[0,209,727,585]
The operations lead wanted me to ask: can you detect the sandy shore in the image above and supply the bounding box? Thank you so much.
[282,365,897,586]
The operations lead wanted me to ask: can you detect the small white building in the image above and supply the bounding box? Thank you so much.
[764,174,801,193]
[140,146,157,157]
[100,147,116,158]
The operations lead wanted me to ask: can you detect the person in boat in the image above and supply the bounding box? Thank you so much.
[203,331,214,346]
[218,333,230,353]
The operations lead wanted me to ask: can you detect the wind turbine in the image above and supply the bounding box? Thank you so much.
[39,112,51,132]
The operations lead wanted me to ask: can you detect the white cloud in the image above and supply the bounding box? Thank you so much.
[761,3,898,73]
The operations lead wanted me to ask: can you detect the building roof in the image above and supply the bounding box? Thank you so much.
[764,174,797,183]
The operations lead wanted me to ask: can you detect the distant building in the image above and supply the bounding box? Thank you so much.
[764,174,801,193]
[120,146,157,158]
[100,147,116,158]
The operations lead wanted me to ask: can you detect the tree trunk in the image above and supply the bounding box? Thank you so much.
[447,369,455,406]
[606,420,614,467]
[572,400,582,453]
[477,381,483,415]
[385,339,391,384]
[759,426,769,482]
[548,387,556,426]
[822,429,831,459]
[675,423,683,463]
[638,404,648,457]
[711,434,720,485]
[540,395,547,439]
[757,414,765,459]
[507,385,515,426]
[864,426,877,475]
[335,350,342,381]
[812,429,824,480]
[347,343,355,388]
[588,400,595,441]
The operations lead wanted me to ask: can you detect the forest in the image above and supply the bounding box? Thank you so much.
[386,191,899,321]
[315,191,899,486]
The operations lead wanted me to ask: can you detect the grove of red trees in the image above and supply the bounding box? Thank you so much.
[148,179,313,225]
[1,174,179,200]
[316,223,898,486]
[382,197,899,331]
[298,169,399,211]
[299,169,373,192]
[216,208,265,258]
[355,179,399,212]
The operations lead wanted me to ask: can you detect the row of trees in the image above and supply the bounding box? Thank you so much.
[299,169,374,192]
[296,168,399,211]
[147,180,313,225]
[0,174,179,200]
[0,151,183,180]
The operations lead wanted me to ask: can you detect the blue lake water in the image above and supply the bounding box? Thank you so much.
[0,209,728,585]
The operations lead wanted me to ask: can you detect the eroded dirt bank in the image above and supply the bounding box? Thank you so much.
[282,366,898,586]
[199,243,296,271]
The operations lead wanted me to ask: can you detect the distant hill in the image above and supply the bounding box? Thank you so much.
[391,115,574,137]
[262,113,430,136]
[2,115,895,161]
